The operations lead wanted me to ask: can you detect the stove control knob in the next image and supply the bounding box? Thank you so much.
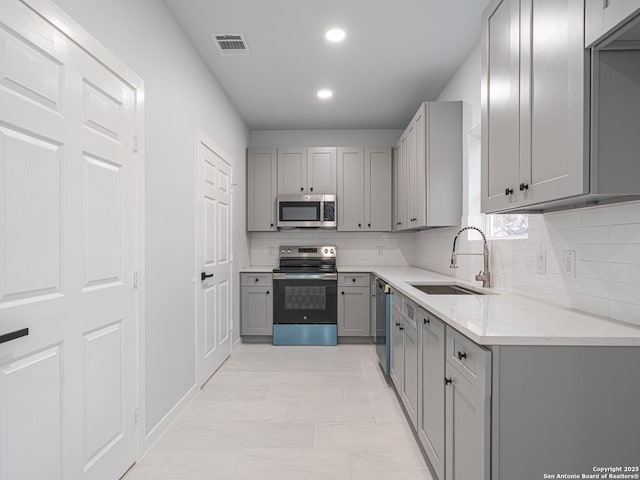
[330,249,335,254]
[324,248,328,254]
[281,249,285,253]
[287,248,291,253]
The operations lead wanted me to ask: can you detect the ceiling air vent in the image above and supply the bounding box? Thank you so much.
[213,34,250,56]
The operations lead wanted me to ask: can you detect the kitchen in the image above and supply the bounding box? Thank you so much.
[1,0,640,479]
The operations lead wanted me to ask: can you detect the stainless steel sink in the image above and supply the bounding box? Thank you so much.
[410,284,485,295]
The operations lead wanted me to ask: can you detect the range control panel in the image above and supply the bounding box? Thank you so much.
[279,246,337,258]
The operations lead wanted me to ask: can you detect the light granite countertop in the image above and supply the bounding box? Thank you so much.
[240,265,640,346]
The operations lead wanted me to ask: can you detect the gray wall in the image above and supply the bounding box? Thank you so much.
[52,0,250,443]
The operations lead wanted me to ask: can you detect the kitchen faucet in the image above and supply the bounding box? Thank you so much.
[450,226,491,288]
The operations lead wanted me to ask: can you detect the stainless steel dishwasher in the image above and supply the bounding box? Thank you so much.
[375,278,391,375]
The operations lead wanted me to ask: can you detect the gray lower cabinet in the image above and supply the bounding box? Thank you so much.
[241,285,273,336]
[445,361,491,480]
[338,286,370,336]
[418,310,446,480]
[390,298,404,392]
[401,313,418,429]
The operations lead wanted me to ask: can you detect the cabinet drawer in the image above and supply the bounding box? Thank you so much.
[446,327,491,395]
[339,273,369,286]
[241,273,273,287]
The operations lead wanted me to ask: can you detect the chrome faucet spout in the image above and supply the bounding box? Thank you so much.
[450,226,491,288]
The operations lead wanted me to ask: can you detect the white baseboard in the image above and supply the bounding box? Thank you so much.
[139,382,198,458]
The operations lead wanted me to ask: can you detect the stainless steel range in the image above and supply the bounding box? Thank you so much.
[272,245,338,346]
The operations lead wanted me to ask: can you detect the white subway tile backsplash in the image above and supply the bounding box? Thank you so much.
[609,224,640,244]
[412,201,640,327]
[581,201,640,226]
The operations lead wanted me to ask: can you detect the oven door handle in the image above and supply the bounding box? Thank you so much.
[273,273,337,281]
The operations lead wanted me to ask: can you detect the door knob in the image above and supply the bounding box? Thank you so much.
[300,187,304,192]
[201,272,214,281]
[310,187,314,192]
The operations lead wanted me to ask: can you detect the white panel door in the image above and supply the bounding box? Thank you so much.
[196,137,232,386]
[0,1,140,480]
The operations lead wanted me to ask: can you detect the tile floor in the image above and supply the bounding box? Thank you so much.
[124,343,433,480]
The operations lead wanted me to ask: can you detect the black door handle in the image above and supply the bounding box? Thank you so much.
[300,187,304,192]
[310,187,314,192]
[399,326,404,331]
[423,318,430,325]
[266,291,270,295]
[368,223,371,228]
[505,187,514,196]
[457,351,467,361]
[341,291,345,295]
[445,377,452,385]
[0,328,29,345]
[201,272,214,281]
[519,183,529,191]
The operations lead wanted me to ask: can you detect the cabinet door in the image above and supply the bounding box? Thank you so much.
[307,147,337,194]
[247,148,277,231]
[398,132,409,229]
[393,144,402,230]
[338,286,370,336]
[445,363,490,480]
[406,119,418,226]
[412,104,427,228]
[337,147,365,231]
[401,320,419,429]
[419,313,446,480]
[241,287,273,336]
[586,0,640,46]
[518,0,588,207]
[365,147,392,231]
[277,148,307,194]
[481,0,521,213]
[390,305,404,392]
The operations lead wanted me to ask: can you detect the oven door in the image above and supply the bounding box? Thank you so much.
[273,273,337,324]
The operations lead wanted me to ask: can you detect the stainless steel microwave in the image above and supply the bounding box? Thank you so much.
[277,194,336,229]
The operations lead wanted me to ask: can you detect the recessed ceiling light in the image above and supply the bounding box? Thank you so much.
[325,28,346,43]
[317,89,333,100]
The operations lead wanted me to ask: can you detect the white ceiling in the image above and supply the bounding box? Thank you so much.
[163,0,490,130]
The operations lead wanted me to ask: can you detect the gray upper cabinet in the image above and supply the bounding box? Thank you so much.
[481,0,521,213]
[482,0,640,213]
[365,148,392,231]
[337,147,365,231]
[278,148,307,194]
[338,285,370,336]
[586,0,640,46]
[418,310,446,480]
[307,147,337,194]
[395,102,462,230]
[277,147,336,195]
[337,147,392,232]
[393,134,408,231]
[247,148,277,231]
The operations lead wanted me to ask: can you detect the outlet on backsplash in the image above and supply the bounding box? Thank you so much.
[562,250,576,277]
[377,246,384,256]
[536,250,547,275]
